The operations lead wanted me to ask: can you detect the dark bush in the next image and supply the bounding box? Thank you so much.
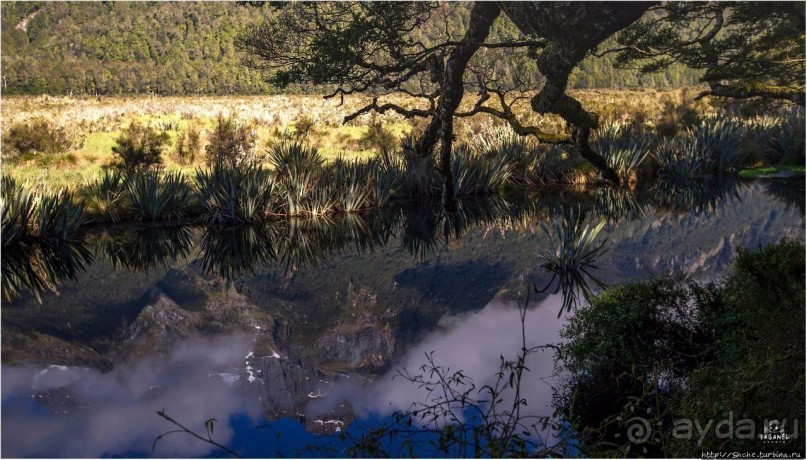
[174,125,203,165]
[557,241,805,457]
[111,122,170,173]
[205,114,256,168]
[359,120,399,154]
[293,114,316,138]
[2,119,74,158]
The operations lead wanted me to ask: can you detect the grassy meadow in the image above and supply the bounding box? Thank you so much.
[1,88,715,190]
[1,87,803,231]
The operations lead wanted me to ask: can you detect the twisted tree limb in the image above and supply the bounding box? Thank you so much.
[696,83,806,106]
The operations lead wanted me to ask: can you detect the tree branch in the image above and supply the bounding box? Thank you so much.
[696,83,806,106]
[343,98,433,123]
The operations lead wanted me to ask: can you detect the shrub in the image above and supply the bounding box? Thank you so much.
[2,119,74,159]
[126,170,191,220]
[451,144,511,196]
[358,120,398,154]
[592,121,652,181]
[111,121,170,173]
[375,150,404,205]
[557,241,805,456]
[529,145,570,185]
[327,158,375,212]
[474,123,533,161]
[293,113,316,138]
[2,176,88,246]
[653,137,704,177]
[35,190,89,242]
[473,124,569,186]
[195,164,275,223]
[83,169,128,222]
[266,138,334,216]
[690,117,746,172]
[1,176,37,248]
[174,125,203,165]
[742,113,805,165]
[205,114,256,168]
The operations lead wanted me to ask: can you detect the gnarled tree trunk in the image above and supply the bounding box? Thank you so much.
[500,2,654,186]
[417,2,501,211]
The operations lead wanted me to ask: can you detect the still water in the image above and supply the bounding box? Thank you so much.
[2,178,804,457]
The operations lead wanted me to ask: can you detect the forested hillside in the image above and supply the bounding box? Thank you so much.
[0,1,702,96]
[1,2,274,95]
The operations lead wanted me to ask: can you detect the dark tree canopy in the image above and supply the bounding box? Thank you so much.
[612,2,806,104]
[239,1,805,206]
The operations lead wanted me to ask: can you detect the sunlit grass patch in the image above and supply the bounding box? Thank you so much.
[738,164,806,178]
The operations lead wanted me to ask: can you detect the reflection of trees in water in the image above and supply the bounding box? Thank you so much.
[643,176,747,214]
[2,239,93,303]
[97,225,193,274]
[762,177,805,215]
[2,177,792,302]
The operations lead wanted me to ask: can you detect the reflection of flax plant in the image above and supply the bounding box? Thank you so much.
[538,207,608,316]
[277,217,339,272]
[2,177,92,302]
[99,226,193,274]
[650,177,746,214]
[199,224,275,281]
[592,187,647,223]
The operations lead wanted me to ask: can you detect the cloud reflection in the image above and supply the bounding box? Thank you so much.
[310,294,569,428]
[1,333,261,458]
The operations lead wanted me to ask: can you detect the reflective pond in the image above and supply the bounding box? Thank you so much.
[2,178,804,457]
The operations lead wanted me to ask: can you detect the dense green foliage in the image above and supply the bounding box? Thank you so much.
[615,3,805,103]
[0,2,272,95]
[1,2,702,96]
[557,241,805,457]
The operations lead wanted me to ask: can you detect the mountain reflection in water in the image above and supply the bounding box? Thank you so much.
[2,296,568,458]
[1,178,805,457]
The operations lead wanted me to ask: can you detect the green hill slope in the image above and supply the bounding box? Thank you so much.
[1,2,702,96]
